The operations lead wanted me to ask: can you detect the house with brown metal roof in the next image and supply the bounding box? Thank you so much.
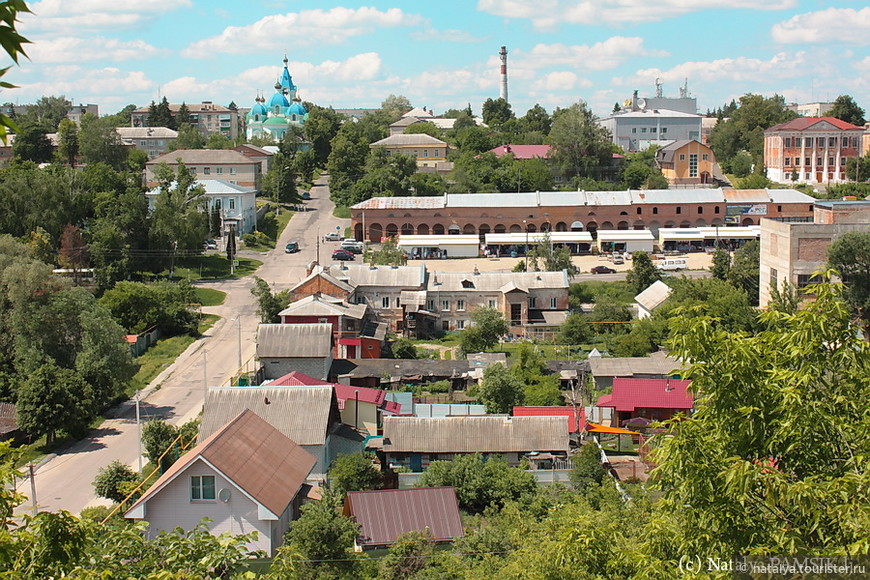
[199,384,361,478]
[126,409,315,556]
[343,487,464,550]
[381,415,568,472]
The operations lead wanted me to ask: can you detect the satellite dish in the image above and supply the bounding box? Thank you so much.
[218,488,232,503]
[637,98,647,109]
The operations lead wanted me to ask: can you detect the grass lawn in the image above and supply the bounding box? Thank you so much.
[245,203,295,252]
[162,255,262,280]
[333,205,351,219]
[193,287,226,306]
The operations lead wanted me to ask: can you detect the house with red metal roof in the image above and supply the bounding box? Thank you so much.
[596,377,693,426]
[126,409,316,556]
[343,487,464,550]
[764,117,864,185]
[513,405,586,434]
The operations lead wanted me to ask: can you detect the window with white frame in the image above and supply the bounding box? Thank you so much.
[229,198,235,210]
[457,299,465,311]
[550,297,557,309]
[203,167,211,175]
[488,299,496,308]
[427,299,435,311]
[216,167,223,174]
[382,296,390,308]
[457,320,465,329]
[191,475,215,501]
[528,297,537,308]
[442,300,450,311]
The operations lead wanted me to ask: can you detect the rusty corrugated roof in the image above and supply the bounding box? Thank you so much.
[128,410,315,518]
[345,487,464,546]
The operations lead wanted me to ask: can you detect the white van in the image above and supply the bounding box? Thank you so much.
[657,258,687,271]
[340,239,364,254]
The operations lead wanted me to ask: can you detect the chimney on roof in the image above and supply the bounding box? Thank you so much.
[473,265,480,275]
[665,379,673,392]
[369,261,376,270]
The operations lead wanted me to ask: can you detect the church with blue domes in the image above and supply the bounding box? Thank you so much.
[246,56,309,141]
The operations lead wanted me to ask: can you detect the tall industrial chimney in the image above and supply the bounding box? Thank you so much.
[499,46,508,103]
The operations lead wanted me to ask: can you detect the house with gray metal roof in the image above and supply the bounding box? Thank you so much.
[588,352,684,389]
[257,323,334,381]
[146,178,257,235]
[381,415,568,471]
[128,409,316,555]
[145,148,261,188]
[370,133,449,171]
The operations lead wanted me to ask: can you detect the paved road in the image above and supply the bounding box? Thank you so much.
[17,175,348,515]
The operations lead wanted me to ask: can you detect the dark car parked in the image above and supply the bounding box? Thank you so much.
[331,249,355,261]
[590,265,616,274]
[285,241,300,253]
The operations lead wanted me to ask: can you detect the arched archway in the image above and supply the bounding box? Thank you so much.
[555,221,568,232]
[664,221,676,228]
[432,223,445,235]
[463,223,476,234]
[711,219,724,227]
[448,224,461,235]
[680,221,691,228]
[401,223,414,235]
[540,222,552,232]
[509,224,522,233]
[526,223,537,233]
[354,223,363,241]
[601,221,614,230]
[494,223,506,233]
[695,219,706,227]
[570,220,584,231]
[742,217,755,226]
[417,224,430,235]
[385,223,398,238]
[368,223,382,242]
[479,224,491,239]
[617,221,629,230]
[633,220,645,230]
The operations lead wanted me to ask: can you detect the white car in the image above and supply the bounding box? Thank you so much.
[323,232,343,242]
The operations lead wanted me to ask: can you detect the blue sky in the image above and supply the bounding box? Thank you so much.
[8,1,870,119]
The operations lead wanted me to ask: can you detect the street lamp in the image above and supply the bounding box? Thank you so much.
[234,317,242,370]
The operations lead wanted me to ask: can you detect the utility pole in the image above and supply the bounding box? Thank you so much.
[135,394,142,472]
[203,349,208,397]
[236,317,242,370]
[28,463,37,515]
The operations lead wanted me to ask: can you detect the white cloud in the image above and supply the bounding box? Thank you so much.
[28,37,166,64]
[478,0,796,28]
[531,71,585,92]
[182,7,423,57]
[410,27,483,43]
[772,8,870,45]
[620,52,810,88]
[23,0,191,33]
[522,37,667,72]
[19,66,153,99]
[854,56,870,74]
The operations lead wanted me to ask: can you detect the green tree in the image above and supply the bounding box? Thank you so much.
[569,442,606,493]
[404,120,440,138]
[305,104,344,167]
[418,454,536,514]
[828,94,865,126]
[390,337,417,359]
[709,93,796,169]
[547,101,613,179]
[469,307,509,350]
[176,102,192,126]
[12,125,52,162]
[710,248,731,280]
[365,237,406,266]
[278,490,361,579]
[21,95,70,132]
[171,122,205,149]
[328,453,382,499]
[250,276,291,323]
[625,251,661,295]
[99,280,198,336]
[16,363,94,444]
[78,112,126,169]
[728,239,760,304]
[56,118,78,167]
[149,161,208,272]
[527,232,578,277]
[141,418,197,472]
[828,231,870,334]
[481,97,514,128]
[651,283,870,558]
[521,104,551,134]
[844,156,870,182]
[729,150,753,177]
[151,96,175,129]
[379,530,435,580]
[93,460,140,504]
[588,297,633,337]
[478,363,524,414]
[559,312,592,345]
[381,94,412,121]
[409,172,446,196]
[262,150,299,204]
[0,1,31,141]
[326,126,369,204]
[75,306,136,404]
[205,133,232,149]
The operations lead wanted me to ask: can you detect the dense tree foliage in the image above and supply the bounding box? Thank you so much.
[250,276,291,323]
[93,460,140,504]
[624,251,661,295]
[547,101,613,180]
[149,162,208,272]
[828,94,866,126]
[459,307,509,354]
[328,453,383,499]
[99,280,199,336]
[78,113,126,169]
[709,93,796,172]
[477,363,524,414]
[828,231,870,335]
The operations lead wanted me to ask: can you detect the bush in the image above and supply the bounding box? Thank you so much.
[93,460,140,504]
[426,380,451,394]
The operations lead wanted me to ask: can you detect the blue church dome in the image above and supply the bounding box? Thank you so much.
[251,101,268,117]
[287,101,307,116]
[267,91,289,108]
